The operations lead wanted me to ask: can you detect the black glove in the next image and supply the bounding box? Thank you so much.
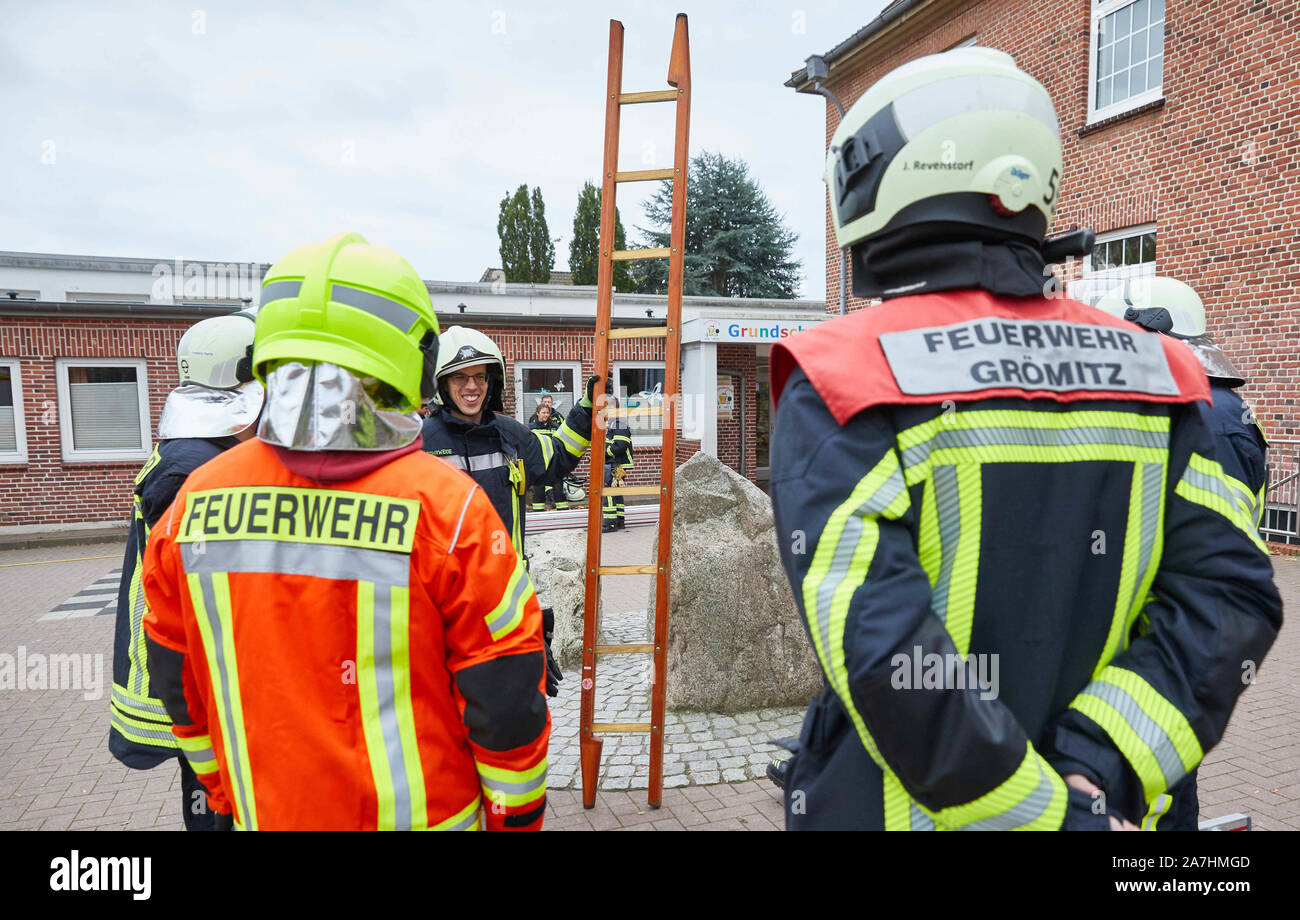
[541,607,563,697]
[213,810,235,832]
[579,375,609,409]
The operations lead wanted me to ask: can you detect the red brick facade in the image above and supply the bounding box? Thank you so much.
[1,316,759,528]
[819,0,1300,454]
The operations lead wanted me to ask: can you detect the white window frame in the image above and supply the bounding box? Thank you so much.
[55,357,152,463]
[0,359,30,464]
[612,361,667,448]
[1088,0,1165,125]
[1069,222,1157,305]
[949,35,978,49]
[513,360,582,426]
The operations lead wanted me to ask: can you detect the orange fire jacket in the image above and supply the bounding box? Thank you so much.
[142,438,550,830]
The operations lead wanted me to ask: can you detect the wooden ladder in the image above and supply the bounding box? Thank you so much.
[580,13,691,810]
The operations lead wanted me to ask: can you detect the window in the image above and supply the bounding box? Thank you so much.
[514,362,581,424]
[755,369,771,478]
[949,35,978,49]
[613,362,666,444]
[0,360,29,463]
[68,292,150,304]
[1090,0,1164,123]
[1068,224,1157,305]
[55,358,152,462]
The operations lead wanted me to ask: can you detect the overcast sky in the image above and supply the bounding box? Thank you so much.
[0,1,890,301]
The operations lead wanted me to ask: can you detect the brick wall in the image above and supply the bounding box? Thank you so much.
[0,317,188,528]
[1,316,760,527]
[821,0,1300,445]
[716,344,759,480]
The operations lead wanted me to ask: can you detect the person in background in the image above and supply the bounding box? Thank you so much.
[110,310,262,831]
[529,401,567,511]
[602,396,634,533]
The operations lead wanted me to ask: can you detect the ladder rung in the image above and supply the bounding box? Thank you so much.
[594,643,655,654]
[615,168,674,182]
[598,565,659,575]
[591,723,653,733]
[607,325,668,339]
[611,248,670,261]
[602,485,661,496]
[609,405,664,418]
[619,90,678,104]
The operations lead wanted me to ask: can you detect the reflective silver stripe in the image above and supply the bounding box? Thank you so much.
[331,283,418,333]
[260,280,302,304]
[486,567,531,637]
[110,711,178,744]
[448,486,477,553]
[183,539,409,587]
[182,746,217,769]
[129,508,148,694]
[902,426,1167,470]
[930,465,961,626]
[1080,680,1186,788]
[534,431,555,465]
[909,802,935,831]
[442,806,480,832]
[959,758,1057,831]
[479,770,546,798]
[1182,464,1241,510]
[112,686,169,718]
[468,451,506,472]
[198,573,255,826]
[441,455,467,471]
[368,584,414,830]
[812,465,906,671]
[553,424,587,457]
[1124,463,1163,623]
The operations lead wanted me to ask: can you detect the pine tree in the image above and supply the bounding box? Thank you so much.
[569,181,632,291]
[634,151,801,298]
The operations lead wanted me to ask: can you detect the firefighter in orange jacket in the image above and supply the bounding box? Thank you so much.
[143,233,550,830]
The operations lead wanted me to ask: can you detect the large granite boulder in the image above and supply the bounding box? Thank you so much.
[525,529,587,668]
[647,452,821,712]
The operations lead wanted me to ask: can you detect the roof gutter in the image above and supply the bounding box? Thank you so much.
[784,0,937,92]
[0,301,238,320]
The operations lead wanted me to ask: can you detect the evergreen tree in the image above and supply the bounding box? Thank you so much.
[634,151,801,298]
[569,181,632,291]
[529,187,555,284]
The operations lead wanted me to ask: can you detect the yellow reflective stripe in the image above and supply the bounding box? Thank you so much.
[802,450,909,769]
[134,445,162,486]
[484,556,533,641]
[109,710,180,749]
[176,734,219,775]
[389,585,428,829]
[916,477,941,590]
[1095,666,1202,771]
[1123,463,1166,653]
[1141,792,1173,831]
[477,758,547,808]
[111,683,170,720]
[554,420,589,458]
[1219,468,1257,522]
[943,463,982,655]
[533,430,555,466]
[932,743,1068,831]
[1069,692,1166,802]
[357,581,396,831]
[1176,454,1268,553]
[882,772,911,830]
[1099,463,1150,669]
[432,795,482,831]
[189,571,257,830]
[1255,482,1266,527]
[128,504,150,695]
[177,487,419,553]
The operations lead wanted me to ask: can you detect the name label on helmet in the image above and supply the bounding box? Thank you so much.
[879,318,1179,397]
[177,487,419,553]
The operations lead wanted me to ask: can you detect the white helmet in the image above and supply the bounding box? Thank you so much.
[433,325,506,411]
[826,47,1062,273]
[176,311,258,389]
[1096,277,1245,386]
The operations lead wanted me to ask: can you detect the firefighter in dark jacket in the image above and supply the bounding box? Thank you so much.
[1098,276,1270,830]
[420,326,599,695]
[529,403,568,512]
[769,47,1282,830]
[602,396,634,532]
[109,310,262,830]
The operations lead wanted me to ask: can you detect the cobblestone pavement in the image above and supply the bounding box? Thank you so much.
[1,534,1297,831]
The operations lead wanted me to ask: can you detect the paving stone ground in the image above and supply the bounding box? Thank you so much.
[1,531,1296,831]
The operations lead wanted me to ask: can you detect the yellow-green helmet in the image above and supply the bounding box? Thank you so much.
[253,232,439,411]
